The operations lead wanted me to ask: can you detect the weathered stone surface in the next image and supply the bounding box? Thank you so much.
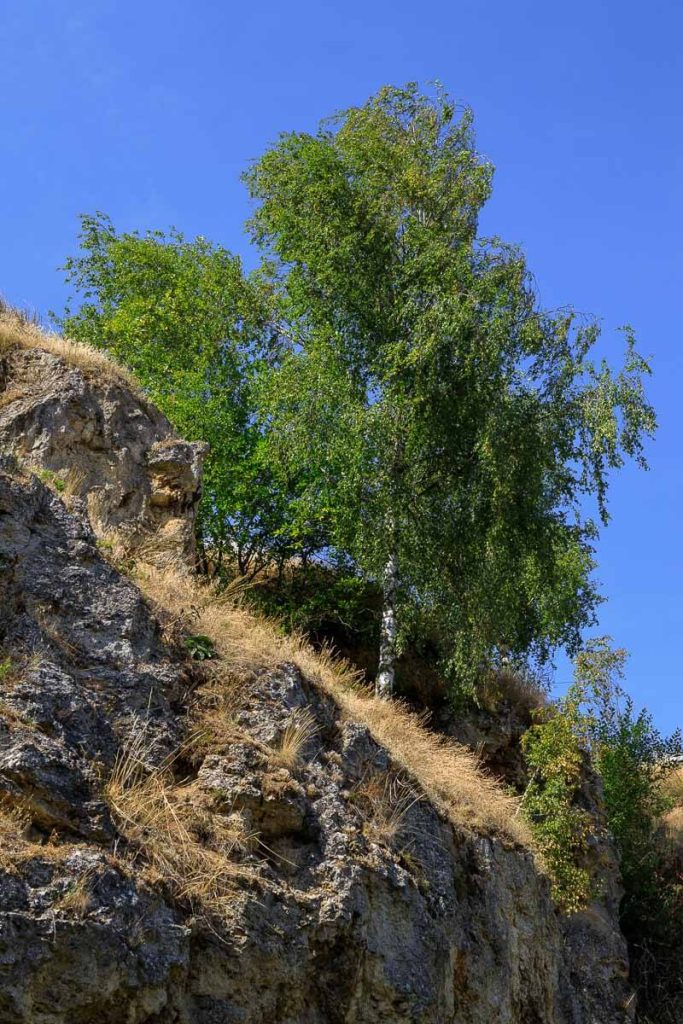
[0,342,634,1022]
[0,347,207,566]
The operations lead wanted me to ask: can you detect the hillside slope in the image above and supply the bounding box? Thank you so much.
[0,310,632,1023]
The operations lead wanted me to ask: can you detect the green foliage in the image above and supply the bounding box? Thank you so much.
[57,84,657,704]
[184,634,217,661]
[575,641,683,1022]
[35,467,65,492]
[576,643,678,908]
[522,635,683,1019]
[245,82,656,691]
[521,685,593,912]
[57,213,295,575]
[247,560,379,647]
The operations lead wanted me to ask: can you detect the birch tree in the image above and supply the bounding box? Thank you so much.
[245,83,656,699]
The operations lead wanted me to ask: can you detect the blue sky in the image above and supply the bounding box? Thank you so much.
[2,0,681,730]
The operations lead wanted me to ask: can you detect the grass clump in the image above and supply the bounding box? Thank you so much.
[53,868,96,919]
[105,721,252,919]
[270,708,319,770]
[0,298,136,388]
[351,772,422,850]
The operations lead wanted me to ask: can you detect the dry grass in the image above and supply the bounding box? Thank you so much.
[335,686,531,845]
[352,771,422,848]
[95,529,140,573]
[0,800,85,873]
[183,663,245,763]
[33,606,81,658]
[0,804,31,870]
[23,465,78,502]
[0,698,35,732]
[134,562,533,849]
[0,298,136,388]
[53,868,96,918]
[661,766,683,853]
[661,765,683,806]
[0,651,44,698]
[664,805,683,845]
[87,489,111,531]
[105,721,253,918]
[0,384,27,410]
[271,708,319,770]
[61,466,87,499]
[479,665,548,715]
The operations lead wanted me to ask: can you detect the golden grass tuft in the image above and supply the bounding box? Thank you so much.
[183,663,245,763]
[478,665,548,716]
[87,488,111,531]
[61,466,87,499]
[664,805,683,844]
[271,708,319,770]
[0,298,136,389]
[0,803,31,870]
[352,771,422,849]
[0,799,86,873]
[134,562,533,849]
[53,868,96,918]
[661,766,683,856]
[0,384,27,410]
[105,721,252,917]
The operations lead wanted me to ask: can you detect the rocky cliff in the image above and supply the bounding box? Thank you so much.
[0,315,633,1023]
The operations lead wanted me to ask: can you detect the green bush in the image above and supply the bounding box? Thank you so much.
[521,685,592,913]
[521,638,683,1019]
[584,647,683,1023]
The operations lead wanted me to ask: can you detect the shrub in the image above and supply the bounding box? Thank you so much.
[580,642,683,1023]
[521,686,592,913]
[521,638,683,1019]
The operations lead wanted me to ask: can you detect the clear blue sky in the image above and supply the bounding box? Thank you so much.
[2,1,681,730]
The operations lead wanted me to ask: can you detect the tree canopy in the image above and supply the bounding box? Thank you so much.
[59,83,656,700]
[58,213,302,576]
[244,83,656,692]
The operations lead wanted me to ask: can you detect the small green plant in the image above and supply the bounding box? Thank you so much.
[184,634,217,661]
[0,657,13,682]
[35,467,65,493]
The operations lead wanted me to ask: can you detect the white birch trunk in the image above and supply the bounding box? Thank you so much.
[375,550,398,699]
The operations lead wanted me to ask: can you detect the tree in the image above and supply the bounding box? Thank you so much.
[244,83,656,698]
[58,213,294,574]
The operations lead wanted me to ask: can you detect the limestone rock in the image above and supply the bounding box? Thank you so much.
[0,339,635,1022]
[0,346,207,566]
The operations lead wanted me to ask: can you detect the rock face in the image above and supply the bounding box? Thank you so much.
[0,340,633,1023]
[0,346,207,565]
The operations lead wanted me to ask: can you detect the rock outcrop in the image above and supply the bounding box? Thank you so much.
[0,333,633,1022]
[0,345,207,566]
